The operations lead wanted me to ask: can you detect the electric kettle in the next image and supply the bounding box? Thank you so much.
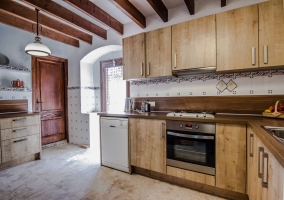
[124,98,133,112]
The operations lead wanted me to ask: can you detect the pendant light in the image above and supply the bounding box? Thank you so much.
[25,9,51,56]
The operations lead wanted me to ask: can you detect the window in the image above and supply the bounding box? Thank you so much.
[100,58,129,112]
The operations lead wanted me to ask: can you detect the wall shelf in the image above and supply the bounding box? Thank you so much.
[0,87,31,92]
[0,65,31,74]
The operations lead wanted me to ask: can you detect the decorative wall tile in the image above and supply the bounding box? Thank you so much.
[216,80,227,93]
[226,80,237,92]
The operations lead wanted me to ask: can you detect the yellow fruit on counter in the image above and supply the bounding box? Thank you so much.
[264,109,271,113]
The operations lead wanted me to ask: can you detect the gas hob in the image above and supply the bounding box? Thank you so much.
[166,110,215,119]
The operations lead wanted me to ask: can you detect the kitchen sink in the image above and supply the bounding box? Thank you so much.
[261,126,284,145]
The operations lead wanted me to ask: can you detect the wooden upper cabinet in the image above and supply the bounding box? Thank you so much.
[145,26,172,78]
[122,33,146,80]
[216,5,259,71]
[259,0,284,67]
[172,15,216,70]
[216,123,247,193]
[129,118,166,174]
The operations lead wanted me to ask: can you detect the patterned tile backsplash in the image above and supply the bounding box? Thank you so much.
[130,69,284,97]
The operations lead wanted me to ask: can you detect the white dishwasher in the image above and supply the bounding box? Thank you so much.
[100,117,130,173]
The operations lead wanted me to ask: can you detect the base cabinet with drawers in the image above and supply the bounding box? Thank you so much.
[247,128,284,200]
[0,114,41,169]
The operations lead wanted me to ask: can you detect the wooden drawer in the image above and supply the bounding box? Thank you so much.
[167,166,216,186]
[1,125,40,141]
[1,134,40,163]
[0,115,40,130]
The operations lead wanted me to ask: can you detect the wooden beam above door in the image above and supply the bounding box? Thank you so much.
[63,0,124,35]
[0,10,79,47]
[147,0,168,22]
[221,0,227,7]
[110,0,146,29]
[21,0,107,40]
[184,0,195,15]
[0,1,92,44]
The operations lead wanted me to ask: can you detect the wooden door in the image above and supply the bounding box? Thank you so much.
[32,56,68,145]
[259,0,284,67]
[172,15,216,70]
[145,27,172,78]
[216,5,259,71]
[129,118,166,174]
[216,123,247,193]
[123,33,145,80]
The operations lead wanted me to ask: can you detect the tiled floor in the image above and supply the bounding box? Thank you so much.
[0,144,225,200]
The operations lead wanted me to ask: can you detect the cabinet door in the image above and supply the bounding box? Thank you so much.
[259,0,284,67]
[129,118,166,174]
[216,5,259,71]
[172,15,216,70]
[122,33,145,80]
[146,27,172,78]
[216,124,247,193]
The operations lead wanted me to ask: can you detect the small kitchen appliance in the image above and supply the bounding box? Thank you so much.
[124,97,133,112]
[166,120,216,175]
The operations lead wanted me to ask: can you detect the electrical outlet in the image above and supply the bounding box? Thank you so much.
[149,101,155,107]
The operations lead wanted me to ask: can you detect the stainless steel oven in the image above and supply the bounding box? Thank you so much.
[166,120,216,175]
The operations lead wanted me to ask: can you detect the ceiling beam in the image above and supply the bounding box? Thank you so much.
[221,0,227,7]
[21,0,107,40]
[0,1,92,44]
[147,0,168,22]
[110,0,146,29]
[63,0,123,35]
[0,10,79,47]
[184,0,195,15]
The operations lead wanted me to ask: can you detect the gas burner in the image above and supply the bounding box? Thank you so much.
[166,110,215,118]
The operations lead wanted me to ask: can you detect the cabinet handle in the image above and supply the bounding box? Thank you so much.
[13,128,27,132]
[13,118,27,122]
[250,133,254,157]
[252,47,256,65]
[13,138,28,143]
[264,45,268,64]
[258,147,264,178]
[147,62,150,76]
[174,53,177,68]
[140,63,143,76]
[262,153,268,188]
[160,122,164,138]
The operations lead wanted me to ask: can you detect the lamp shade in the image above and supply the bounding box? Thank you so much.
[25,37,51,57]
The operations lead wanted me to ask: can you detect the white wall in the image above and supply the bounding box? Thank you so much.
[0,23,122,146]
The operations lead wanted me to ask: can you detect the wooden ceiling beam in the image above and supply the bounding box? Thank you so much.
[221,0,227,7]
[63,0,123,35]
[21,0,107,40]
[0,10,79,47]
[0,1,92,44]
[184,0,195,15]
[110,0,146,29]
[147,0,168,22]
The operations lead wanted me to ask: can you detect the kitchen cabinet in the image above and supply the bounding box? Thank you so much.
[246,128,284,200]
[259,0,284,68]
[216,5,259,71]
[172,15,216,70]
[216,124,247,193]
[129,118,166,174]
[122,33,145,80]
[145,26,172,78]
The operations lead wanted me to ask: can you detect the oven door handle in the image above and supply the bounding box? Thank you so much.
[167,131,214,140]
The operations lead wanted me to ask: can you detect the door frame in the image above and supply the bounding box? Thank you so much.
[31,55,69,143]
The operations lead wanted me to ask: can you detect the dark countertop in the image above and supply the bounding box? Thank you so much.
[98,111,284,168]
[0,112,40,119]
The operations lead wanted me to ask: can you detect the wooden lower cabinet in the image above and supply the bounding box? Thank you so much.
[130,118,166,174]
[247,128,284,200]
[167,166,215,186]
[216,124,247,193]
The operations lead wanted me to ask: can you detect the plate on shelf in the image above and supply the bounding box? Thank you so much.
[0,52,9,65]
